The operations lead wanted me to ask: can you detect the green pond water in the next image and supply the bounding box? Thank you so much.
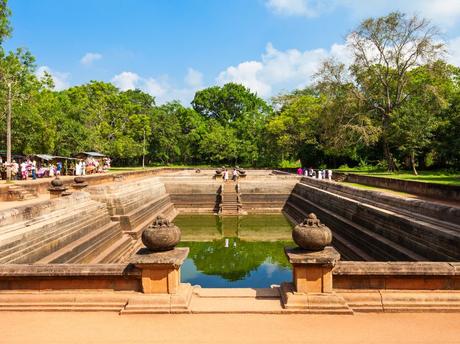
[176,214,295,288]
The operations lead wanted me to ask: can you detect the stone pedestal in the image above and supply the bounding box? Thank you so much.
[71,177,88,191]
[48,187,68,199]
[131,247,189,294]
[281,246,351,314]
[285,246,340,293]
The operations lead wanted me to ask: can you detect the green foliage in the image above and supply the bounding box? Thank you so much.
[0,0,11,45]
[0,4,459,172]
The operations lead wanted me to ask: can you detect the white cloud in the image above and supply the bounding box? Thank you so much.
[80,52,102,66]
[266,0,321,18]
[144,77,167,98]
[447,36,460,66]
[216,42,350,97]
[217,61,271,97]
[185,68,203,88]
[111,71,140,91]
[111,70,202,105]
[265,0,460,27]
[35,66,70,90]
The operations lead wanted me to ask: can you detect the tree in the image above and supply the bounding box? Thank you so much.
[192,83,270,125]
[348,12,444,170]
[0,48,38,179]
[389,62,453,174]
[0,0,11,45]
[267,89,323,162]
[192,83,271,165]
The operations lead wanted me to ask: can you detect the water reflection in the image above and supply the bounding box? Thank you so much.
[176,214,294,288]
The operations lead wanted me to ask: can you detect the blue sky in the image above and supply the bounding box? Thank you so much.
[5,0,460,104]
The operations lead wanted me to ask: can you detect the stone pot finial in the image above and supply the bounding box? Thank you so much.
[292,213,332,251]
[72,176,88,190]
[141,215,181,252]
[51,177,63,188]
[48,177,68,198]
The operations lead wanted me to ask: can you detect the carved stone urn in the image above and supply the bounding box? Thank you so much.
[142,216,181,252]
[48,177,68,199]
[72,176,88,190]
[237,167,246,176]
[292,213,332,251]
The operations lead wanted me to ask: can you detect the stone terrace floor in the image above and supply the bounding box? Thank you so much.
[0,312,459,343]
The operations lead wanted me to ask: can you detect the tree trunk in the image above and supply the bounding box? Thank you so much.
[383,136,396,171]
[410,150,418,176]
[382,113,396,172]
[6,82,12,181]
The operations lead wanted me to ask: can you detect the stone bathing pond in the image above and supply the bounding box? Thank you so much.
[176,214,294,288]
[0,168,459,314]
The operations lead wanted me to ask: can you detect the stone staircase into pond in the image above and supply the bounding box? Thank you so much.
[0,177,179,265]
[7,184,38,201]
[220,182,242,215]
[0,192,135,264]
[87,177,176,239]
[283,178,460,261]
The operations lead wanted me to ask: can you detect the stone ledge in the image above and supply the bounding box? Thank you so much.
[0,264,140,277]
[285,246,340,265]
[333,262,457,276]
[131,248,189,268]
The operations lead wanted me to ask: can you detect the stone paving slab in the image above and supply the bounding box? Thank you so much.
[193,287,280,298]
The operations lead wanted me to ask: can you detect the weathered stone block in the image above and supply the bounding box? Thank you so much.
[131,247,189,294]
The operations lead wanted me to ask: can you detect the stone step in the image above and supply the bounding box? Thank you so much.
[286,194,425,261]
[189,296,284,314]
[0,211,111,264]
[88,234,134,264]
[290,183,460,260]
[300,178,460,227]
[0,200,106,238]
[283,210,373,261]
[35,221,122,264]
[7,185,38,201]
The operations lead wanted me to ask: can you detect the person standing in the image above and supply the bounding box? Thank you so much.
[223,169,229,182]
[232,168,239,181]
[56,161,62,176]
[82,161,86,176]
[75,161,81,176]
[49,163,55,177]
[31,159,37,180]
[20,161,27,180]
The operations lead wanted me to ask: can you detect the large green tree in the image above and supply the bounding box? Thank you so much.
[192,83,271,165]
[347,12,444,170]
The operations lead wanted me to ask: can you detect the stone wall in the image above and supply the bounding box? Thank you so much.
[0,261,457,292]
[333,261,460,290]
[0,192,132,264]
[87,177,176,238]
[161,174,300,213]
[335,172,460,202]
[240,178,299,212]
[161,176,222,213]
[283,180,460,261]
[301,177,460,224]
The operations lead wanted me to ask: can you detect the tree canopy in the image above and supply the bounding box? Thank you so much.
[0,4,459,172]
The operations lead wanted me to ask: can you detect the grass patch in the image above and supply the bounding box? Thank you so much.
[342,182,414,197]
[335,169,460,186]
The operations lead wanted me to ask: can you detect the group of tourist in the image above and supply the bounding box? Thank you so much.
[222,167,240,182]
[0,156,111,180]
[75,157,111,176]
[297,167,333,180]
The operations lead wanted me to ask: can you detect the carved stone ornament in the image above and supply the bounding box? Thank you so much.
[292,213,332,251]
[141,216,181,252]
